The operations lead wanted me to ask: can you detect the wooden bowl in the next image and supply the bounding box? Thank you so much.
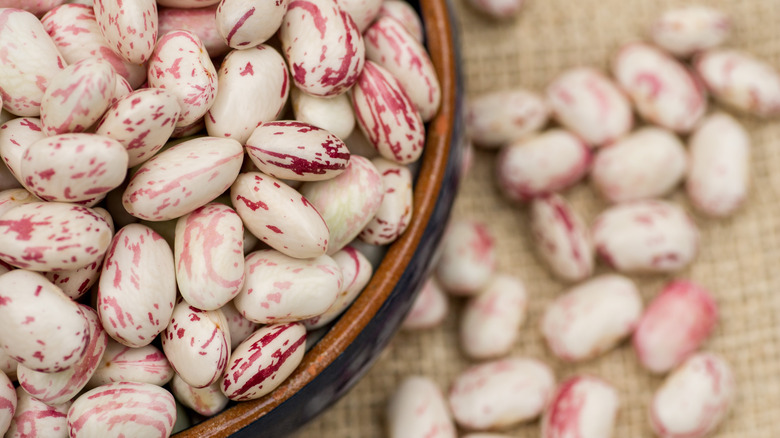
[173,0,464,435]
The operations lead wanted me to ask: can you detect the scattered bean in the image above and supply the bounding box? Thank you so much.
[387,376,456,438]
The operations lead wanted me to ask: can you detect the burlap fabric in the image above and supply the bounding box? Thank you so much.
[295,0,780,436]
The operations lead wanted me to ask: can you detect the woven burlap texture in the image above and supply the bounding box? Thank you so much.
[296,0,780,436]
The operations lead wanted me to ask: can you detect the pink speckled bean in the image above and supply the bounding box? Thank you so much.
[467,88,549,149]
[387,376,456,438]
[17,306,108,406]
[67,382,176,438]
[358,157,413,245]
[546,67,633,146]
[466,0,524,19]
[245,121,349,181]
[541,274,642,362]
[0,202,112,271]
[337,0,381,32]
[612,42,707,133]
[0,1,66,16]
[122,136,243,221]
[291,88,356,141]
[0,370,15,435]
[352,61,425,164]
[497,130,591,202]
[530,193,593,282]
[303,245,373,330]
[44,254,104,300]
[686,112,750,217]
[216,0,289,49]
[95,88,181,167]
[0,270,89,373]
[221,322,307,401]
[93,0,157,64]
[6,387,70,438]
[435,219,496,296]
[234,249,342,324]
[300,155,384,255]
[97,224,176,348]
[174,203,244,311]
[591,127,687,203]
[162,300,230,388]
[448,358,556,430]
[694,48,780,118]
[170,375,228,417]
[280,0,365,97]
[231,172,330,259]
[0,118,46,184]
[41,4,147,88]
[650,353,734,438]
[0,189,36,218]
[402,276,448,330]
[633,280,718,374]
[158,0,220,7]
[0,8,66,117]
[651,6,731,59]
[219,301,258,350]
[21,133,128,202]
[364,17,441,121]
[206,45,289,144]
[148,30,218,128]
[158,5,229,58]
[377,0,423,43]
[87,340,174,389]
[460,274,527,360]
[541,376,620,438]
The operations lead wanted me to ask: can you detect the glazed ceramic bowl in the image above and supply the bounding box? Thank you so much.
[172,0,465,436]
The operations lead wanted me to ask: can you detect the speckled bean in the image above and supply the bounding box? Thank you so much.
[6,387,70,438]
[87,340,174,389]
[0,118,46,185]
[359,157,413,245]
[686,112,750,217]
[466,88,549,149]
[541,274,642,362]
[435,219,496,296]
[613,42,706,133]
[541,376,620,438]
[0,370,15,435]
[0,1,66,16]
[221,322,307,401]
[170,375,228,417]
[93,0,157,64]
[337,0,382,32]
[42,253,102,299]
[220,301,259,350]
[530,193,593,282]
[633,280,718,374]
[592,200,699,273]
[387,376,456,438]
[216,0,288,49]
[651,6,731,58]
[377,0,424,43]
[0,189,36,218]
[402,277,449,330]
[158,5,229,58]
[291,88,356,140]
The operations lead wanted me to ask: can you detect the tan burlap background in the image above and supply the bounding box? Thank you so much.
[295,0,780,436]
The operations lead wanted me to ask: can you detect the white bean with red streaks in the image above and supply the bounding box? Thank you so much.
[171,375,228,417]
[466,88,550,149]
[41,4,147,88]
[162,300,231,389]
[546,67,633,146]
[0,202,112,271]
[175,203,244,311]
[122,136,243,221]
[0,118,46,185]
[460,274,527,360]
[651,6,731,59]
[687,113,750,217]
[650,353,734,438]
[633,280,718,374]
[435,219,496,296]
[0,270,89,373]
[205,45,289,144]
[337,0,382,32]
[216,0,289,49]
[67,381,176,438]
[300,155,385,255]
[541,375,619,438]
[0,0,66,16]
[0,370,15,435]
[230,172,330,259]
[16,306,108,406]
[0,8,66,117]
[402,276,449,330]
[448,358,556,430]
[291,88,356,141]
[530,193,593,282]
[110,75,133,106]
[694,48,780,118]
[352,61,425,164]
[21,133,128,203]
[377,0,424,43]
[0,189,36,218]
[234,249,342,324]
[6,387,70,438]
[303,245,373,330]
[158,0,220,7]
[219,301,258,350]
[87,340,174,389]
[44,253,104,300]
[97,224,176,348]
[148,30,217,128]
[280,0,365,97]
[93,0,157,64]
[542,274,642,362]
[364,17,441,121]
[592,200,699,273]
[96,88,181,168]
[221,322,307,401]
[387,376,456,438]
[158,5,230,58]
[358,157,413,245]
[613,42,707,133]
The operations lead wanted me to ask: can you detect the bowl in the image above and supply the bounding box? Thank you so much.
[172,0,465,436]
